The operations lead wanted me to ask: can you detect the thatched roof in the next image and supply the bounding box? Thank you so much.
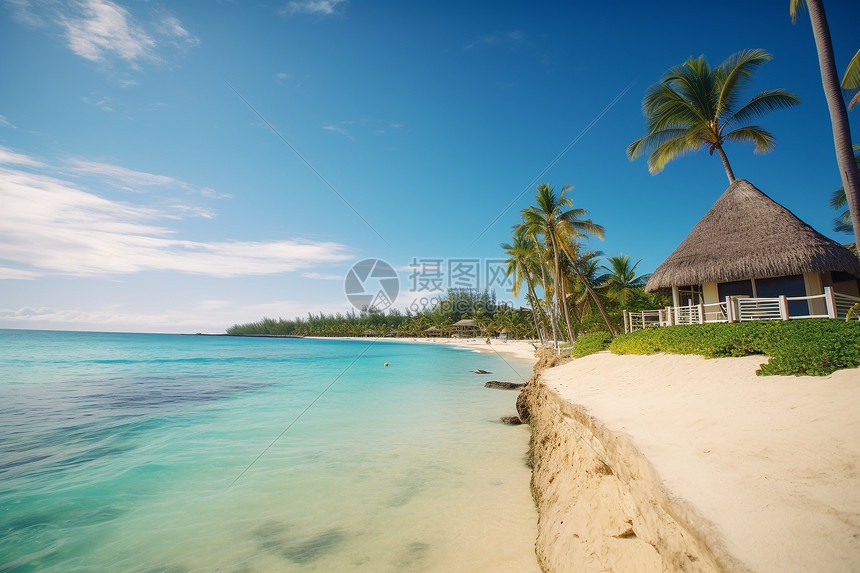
[646,179,860,291]
[424,326,441,332]
[452,319,477,327]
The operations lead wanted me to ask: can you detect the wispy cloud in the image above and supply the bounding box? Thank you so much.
[0,151,353,278]
[0,298,353,332]
[0,267,40,280]
[322,124,354,140]
[281,0,347,16]
[0,146,45,167]
[302,271,343,280]
[66,158,232,198]
[61,0,156,63]
[465,30,525,50]
[0,115,17,129]
[5,0,199,69]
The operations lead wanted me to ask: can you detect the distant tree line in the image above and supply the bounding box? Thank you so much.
[226,288,537,339]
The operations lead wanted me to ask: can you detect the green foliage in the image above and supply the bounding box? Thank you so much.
[609,320,860,376]
[226,288,538,339]
[571,331,613,358]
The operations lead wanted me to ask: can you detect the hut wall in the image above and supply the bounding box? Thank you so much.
[823,271,860,298]
[804,273,827,315]
[702,282,720,305]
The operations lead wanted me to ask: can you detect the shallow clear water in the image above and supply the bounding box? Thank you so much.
[0,330,539,572]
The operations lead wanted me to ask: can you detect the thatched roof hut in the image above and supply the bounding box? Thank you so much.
[646,179,860,294]
[450,318,480,337]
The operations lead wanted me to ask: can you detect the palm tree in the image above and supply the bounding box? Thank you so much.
[560,240,618,336]
[520,184,606,344]
[502,234,546,343]
[628,49,800,184]
[597,254,651,308]
[790,0,860,251]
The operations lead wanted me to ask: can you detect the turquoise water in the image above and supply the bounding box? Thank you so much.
[0,330,539,572]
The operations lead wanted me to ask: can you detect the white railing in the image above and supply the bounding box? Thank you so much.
[623,287,860,333]
[737,297,782,321]
[834,292,860,319]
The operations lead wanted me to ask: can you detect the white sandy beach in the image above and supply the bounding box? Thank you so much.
[310,336,539,364]
[539,352,860,572]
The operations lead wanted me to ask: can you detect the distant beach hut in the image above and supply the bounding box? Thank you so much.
[362,329,378,337]
[423,326,445,338]
[646,179,860,318]
[450,318,480,338]
[498,328,509,341]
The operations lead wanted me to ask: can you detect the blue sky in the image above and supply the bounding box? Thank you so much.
[1,0,858,333]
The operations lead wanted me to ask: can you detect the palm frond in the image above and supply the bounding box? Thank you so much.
[627,128,689,160]
[842,49,860,90]
[722,89,800,129]
[647,130,703,174]
[723,126,776,153]
[789,0,806,24]
[714,49,773,116]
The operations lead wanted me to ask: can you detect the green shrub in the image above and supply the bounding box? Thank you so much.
[572,331,613,358]
[609,320,860,376]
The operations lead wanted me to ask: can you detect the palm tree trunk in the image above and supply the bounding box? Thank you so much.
[715,145,736,183]
[806,0,860,251]
[538,251,560,349]
[525,278,546,344]
[548,232,575,344]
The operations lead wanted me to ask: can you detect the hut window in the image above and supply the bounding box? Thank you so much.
[754,275,805,298]
[677,285,703,306]
[755,275,807,316]
[718,280,754,300]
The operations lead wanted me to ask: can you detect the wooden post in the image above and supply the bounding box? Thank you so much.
[623,310,628,334]
[725,296,734,323]
[778,295,789,320]
[824,286,837,319]
[665,306,672,326]
[697,303,704,324]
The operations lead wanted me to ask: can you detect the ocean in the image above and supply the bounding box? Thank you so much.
[0,330,539,572]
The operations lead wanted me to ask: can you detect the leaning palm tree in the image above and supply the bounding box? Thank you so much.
[790,1,860,251]
[514,221,559,346]
[627,49,800,184]
[501,234,546,343]
[561,240,618,336]
[520,184,606,344]
[596,254,651,308]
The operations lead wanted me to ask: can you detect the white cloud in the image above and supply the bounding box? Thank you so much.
[302,271,343,280]
[0,298,355,333]
[0,115,16,128]
[67,159,230,198]
[0,146,44,167]
[0,267,40,280]
[282,0,347,16]
[0,160,353,278]
[5,0,198,69]
[61,0,156,62]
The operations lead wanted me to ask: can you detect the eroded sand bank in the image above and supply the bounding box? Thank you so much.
[522,352,860,572]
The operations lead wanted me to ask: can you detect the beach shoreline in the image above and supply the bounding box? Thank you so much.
[523,351,860,572]
[304,336,540,365]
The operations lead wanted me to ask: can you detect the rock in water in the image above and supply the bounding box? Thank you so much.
[500,416,523,425]
[484,381,525,390]
[473,369,490,374]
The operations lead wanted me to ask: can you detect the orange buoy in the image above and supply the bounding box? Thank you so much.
[384,362,389,367]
